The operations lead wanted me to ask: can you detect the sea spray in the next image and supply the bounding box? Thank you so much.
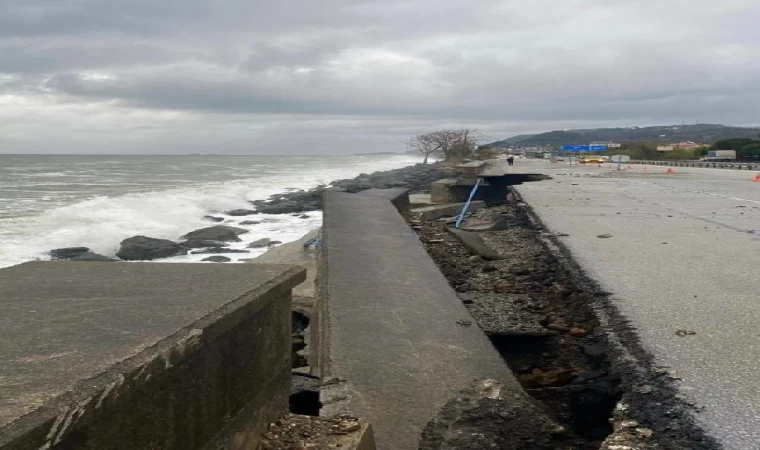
[0,155,422,267]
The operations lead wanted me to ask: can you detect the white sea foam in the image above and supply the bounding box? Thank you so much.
[0,155,421,267]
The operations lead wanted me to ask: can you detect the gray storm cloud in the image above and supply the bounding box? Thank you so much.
[0,0,758,154]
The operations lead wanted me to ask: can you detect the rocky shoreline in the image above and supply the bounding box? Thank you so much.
[47,162,452,263]
[251,162,451,214]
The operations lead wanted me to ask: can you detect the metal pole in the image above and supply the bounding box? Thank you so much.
[455,178,482,229]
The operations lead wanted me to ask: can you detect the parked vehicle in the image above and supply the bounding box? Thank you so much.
[701,150,736,162]
[579,154,606,164]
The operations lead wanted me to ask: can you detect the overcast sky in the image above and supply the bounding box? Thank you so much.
[1,0,758,154]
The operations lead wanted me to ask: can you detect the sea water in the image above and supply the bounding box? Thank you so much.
[0,154,421,267]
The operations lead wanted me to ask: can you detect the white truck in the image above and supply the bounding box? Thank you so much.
[701,150,736,162]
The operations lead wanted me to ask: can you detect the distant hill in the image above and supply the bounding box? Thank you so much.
[484,124,760,147]
[497,134,535,144]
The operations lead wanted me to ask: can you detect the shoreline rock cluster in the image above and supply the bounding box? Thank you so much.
[47,162,451,263]
[252,162,451,214]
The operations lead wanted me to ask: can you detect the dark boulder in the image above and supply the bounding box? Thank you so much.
[203,215,225,222]
[202,256,231,263]
[226,209,256,216]
[247,238,272,248]
[190,248,251,255]
[344,182,373,193]
[116,236,187,261]
[181,239,230,249]
[247,238,282,248]
[69,252,117,262]
[254,202,304,215]
[251,188,325,215]
[180,225,248,242]
[49,247,90,260]
[238,220,261,225]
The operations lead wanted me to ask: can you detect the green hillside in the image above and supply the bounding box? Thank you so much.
[485,124,760,147]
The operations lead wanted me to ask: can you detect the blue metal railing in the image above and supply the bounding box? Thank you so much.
[455,178,482,228]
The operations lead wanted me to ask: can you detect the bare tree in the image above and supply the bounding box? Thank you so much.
[425,130,458,162]
[409,129,484,163]
[407,133,442,164]
[432,129,483,162]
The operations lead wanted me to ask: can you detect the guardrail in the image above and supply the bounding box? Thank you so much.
[630,160,760,170]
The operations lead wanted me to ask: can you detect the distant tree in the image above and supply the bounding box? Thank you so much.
[446,129,482,162]
[711,138,755,150]
[739,143,760,160]
[428,130,461,162]
[617,142,662,160]
[407,133,442,164]
[411,129,483,163]
[663,149,698,160]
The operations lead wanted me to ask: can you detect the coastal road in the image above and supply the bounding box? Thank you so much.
[513,161,760,450]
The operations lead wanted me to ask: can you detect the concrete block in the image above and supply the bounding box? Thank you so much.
[429,178,458,203]
[413,201,486,221]
[0,262,305,450]
[448,227,504,260]
[409,193,432,207]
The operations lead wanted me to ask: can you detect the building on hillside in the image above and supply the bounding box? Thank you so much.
[657,142,706,152]
[591,141,622,148]
[673,141,705,149]
[522,146,548,155]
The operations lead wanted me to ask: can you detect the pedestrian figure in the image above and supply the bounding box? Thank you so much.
[507,155,514,166]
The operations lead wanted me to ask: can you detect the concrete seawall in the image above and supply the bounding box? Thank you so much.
[3,177,577,449]
[0,262,304,450]
[316,189,528,449]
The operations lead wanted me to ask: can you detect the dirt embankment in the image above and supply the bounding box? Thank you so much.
[414,194,719,450]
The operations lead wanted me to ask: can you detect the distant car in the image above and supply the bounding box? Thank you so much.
[555,156,565,161]
[579,155,605,164]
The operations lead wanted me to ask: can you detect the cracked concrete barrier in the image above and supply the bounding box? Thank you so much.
[317,190,534,450]
[0,261,305,450]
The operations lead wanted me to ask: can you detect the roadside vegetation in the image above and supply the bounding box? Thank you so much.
[606,143,702,160]
[710,138,760,160]
[582,138,760,161]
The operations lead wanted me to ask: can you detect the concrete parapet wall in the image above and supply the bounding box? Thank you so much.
[317,190,523,450]
[358,188,411,216]
[0,262,305,450]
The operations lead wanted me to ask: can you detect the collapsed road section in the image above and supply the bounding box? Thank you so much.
[255,160,732,450]
[412,192,720,449]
